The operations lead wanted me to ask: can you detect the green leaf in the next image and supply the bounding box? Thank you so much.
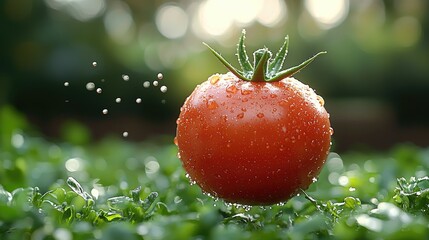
[250,48,271,82]
[268,35,289,78]
[269,51,327,82]
[237,29,253,78]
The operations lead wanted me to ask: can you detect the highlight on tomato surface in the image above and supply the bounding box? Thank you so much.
[175,30,332,206]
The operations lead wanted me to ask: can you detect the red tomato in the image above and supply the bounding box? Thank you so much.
[175,30,331,205]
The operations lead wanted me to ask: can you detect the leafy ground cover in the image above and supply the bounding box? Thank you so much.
[1,105,429,239]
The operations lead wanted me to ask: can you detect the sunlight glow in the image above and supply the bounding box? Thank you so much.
[305,0,349,29]
[193,0,287,38]
[103,1,135,44]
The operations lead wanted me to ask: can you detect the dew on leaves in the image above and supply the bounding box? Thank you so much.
[86,82,95,91]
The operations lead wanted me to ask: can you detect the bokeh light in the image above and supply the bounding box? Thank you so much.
[103,1,135,44]
[45,0,106,21]
[305,0,349,29]
[155,4,188,39]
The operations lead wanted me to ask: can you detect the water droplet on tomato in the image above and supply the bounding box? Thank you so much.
[241,107,247,112]
[241,89,252,95]
[226,84,238,94]
[221,115,228,122]
[86,82,95,91]
[281,126,287,133]
[242,98,248,102]
[329,127,334,136]
[176,118,180,125]
[317,95,325,106]
[261,95,268,99]
[236,112,244,119]
[279,99,288,106]
[207,99,218,109]
[257,113,264,118]
[209,75,220,85]
[157,73,163,80]
[96,88,102,93]
[173,137,178,146]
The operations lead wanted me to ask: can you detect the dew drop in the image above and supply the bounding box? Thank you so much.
[64,82,69,87]
[241,89,252,95]
[209,75,220,85]
[329,127,334,136]
[317,95,325,106]
[92,61,97,67]
[86,82,95,91]
[122,132,129,137]
[226,85,238,94]
[173,137,178,146]
[143,81,150,88]
[206,99,218,110]
[257,113,265,118]
[270,94,277,98]
[122,74,129,81]
[160,86,167,93]
[236,112,244,119]
[136,98,142,103]
[115,98,121,103]
[153,80,159,86]
[96,88,102,93]
[157,73,163,80]
[102,109,108,115]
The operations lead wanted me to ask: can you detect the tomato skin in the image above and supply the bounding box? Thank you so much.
[176,73,331,205]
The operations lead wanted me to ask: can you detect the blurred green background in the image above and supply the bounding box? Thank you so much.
[1,0,428,151]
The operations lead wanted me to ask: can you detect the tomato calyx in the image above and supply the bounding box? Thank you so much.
[204,29,327,82]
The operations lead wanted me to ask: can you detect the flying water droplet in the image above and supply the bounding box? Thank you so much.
[86,82,95,91]
[96,88,102,93]
[92,61,97,67]
[64,82,69,87]
[143,81,150,88]
[153,81,159,86]
[136,98,142,103]
[102,109,108,115]
[115,98,121,103]
[160,86,167,93]
[157,73,163,80]
[122,132,129,137]
[122,74,129,81]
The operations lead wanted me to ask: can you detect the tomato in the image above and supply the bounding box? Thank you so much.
[175,30,331,205]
